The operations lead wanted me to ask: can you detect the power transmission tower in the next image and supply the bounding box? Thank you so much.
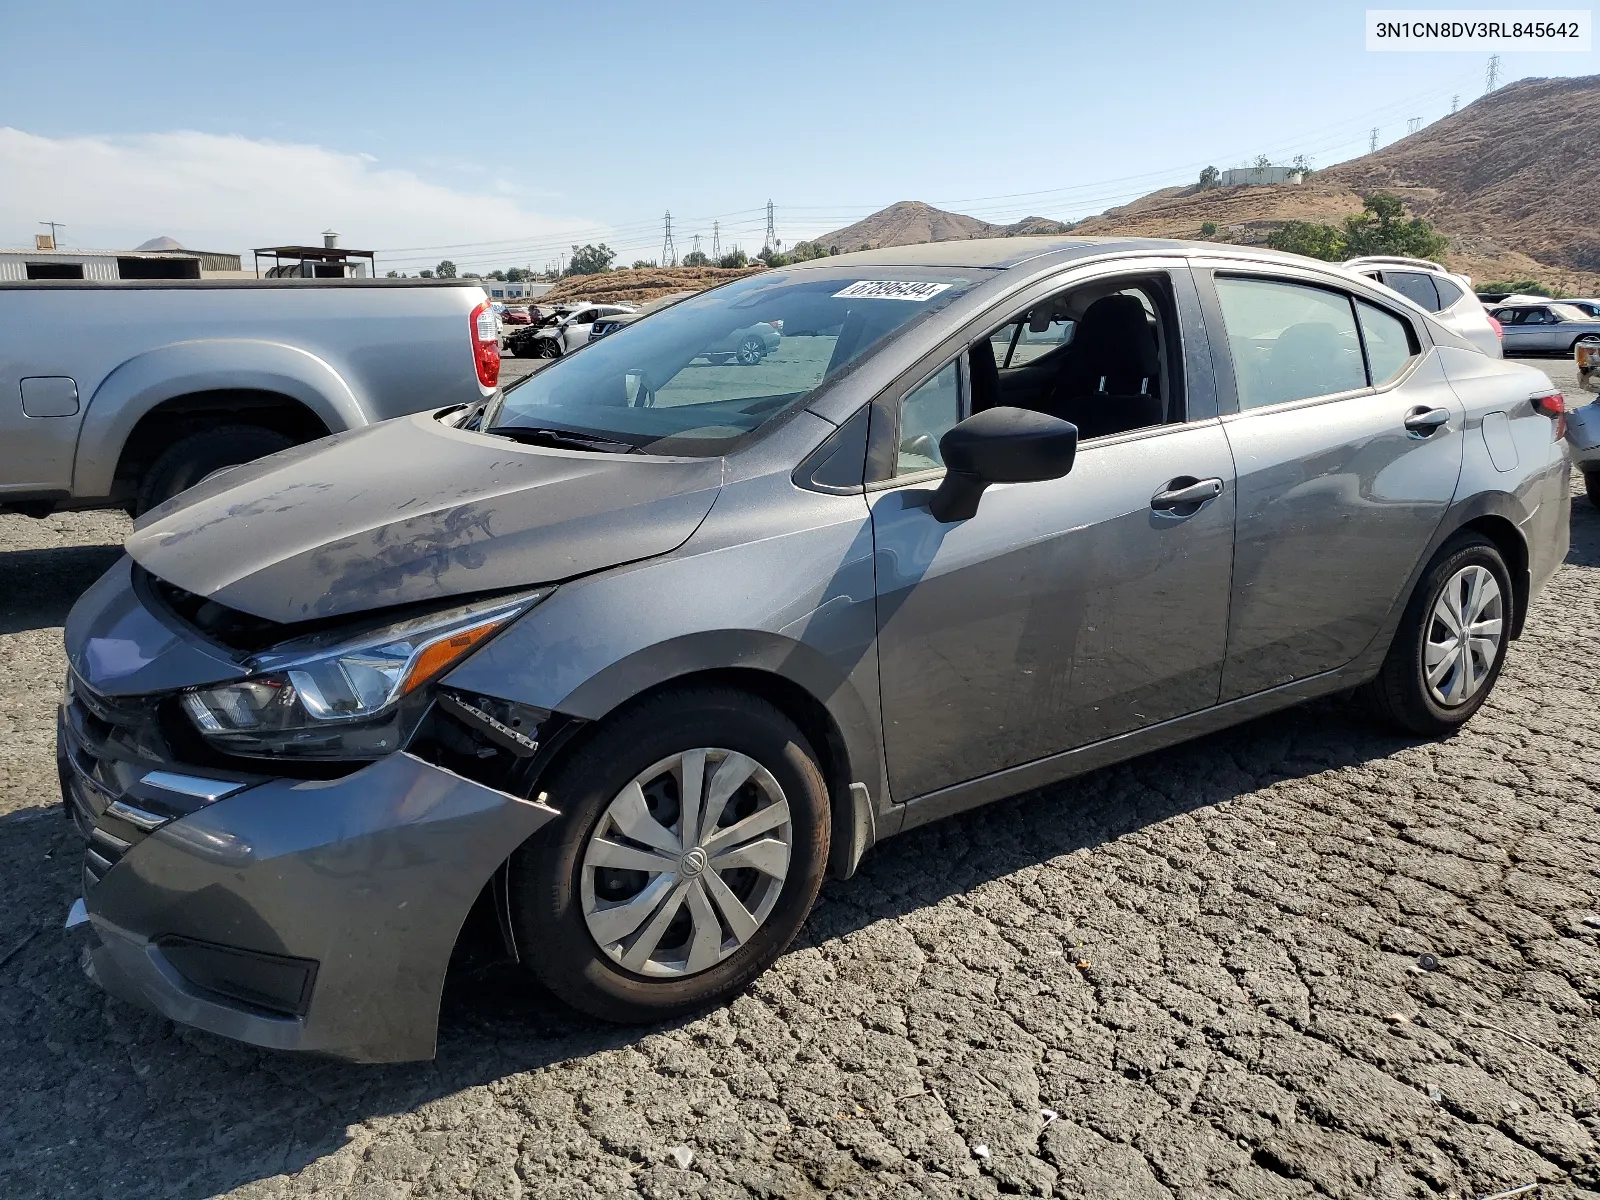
[690,233,702,261]
[38,220,65,248]
[1407,117,1422,135]
[763,200,777,254]
[1369,127,1379,153]
[661,211,677,268]
[1450,93,1459,113]
[1485,54,1501,92]
[712,221,721,261]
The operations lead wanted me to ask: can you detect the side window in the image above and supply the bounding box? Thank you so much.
[896,360,962,474]
[1357,301,1418,386]
[1385,271,1441,312]
[1491,308,1518,324]
[1214,277,1367,410]
[1431,276,1464,308]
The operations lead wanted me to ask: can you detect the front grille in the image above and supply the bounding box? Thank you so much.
[58,670,254,891]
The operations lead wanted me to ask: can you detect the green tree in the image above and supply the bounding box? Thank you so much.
[462,271,482,280]
[787,240,832,262]
[759,248,791,266]
[716,248,749,269]
[1198,165,1220,188]
[385,269,400,278]
[1199,221,1219,238]
[565,243,616,276]
[419,269,435,278]
[435,260,457,278]
[505,267,529,282]
[631,259,656,269]
[1341,193,1448,260]
[1264,220,1348,261]
[681,249,710,267]
[1480,279,1560,297]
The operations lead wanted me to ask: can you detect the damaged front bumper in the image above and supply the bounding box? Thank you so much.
[69,750,557,1063]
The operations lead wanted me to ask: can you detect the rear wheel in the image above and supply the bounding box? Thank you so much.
[135,425,296,515]
[1573,334,1600,354]
[1361,533,1512,735]
[509,687,829,1023]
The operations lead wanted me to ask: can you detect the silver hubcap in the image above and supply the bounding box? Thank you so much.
[1425,564,1503,706]
[581,749,791,978]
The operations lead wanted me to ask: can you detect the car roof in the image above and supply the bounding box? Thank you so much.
[782,235,1387,275]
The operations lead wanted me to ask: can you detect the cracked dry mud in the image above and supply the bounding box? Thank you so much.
[1,482,1597,1200]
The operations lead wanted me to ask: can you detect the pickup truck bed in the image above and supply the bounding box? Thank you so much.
[1,278,494,515]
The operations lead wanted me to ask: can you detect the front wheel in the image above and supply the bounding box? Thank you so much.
[1573,334,1600,355]
[735,337,765,365]
[537,339,562,359]
[509,687,830,1023]
[1360,533,1512,735]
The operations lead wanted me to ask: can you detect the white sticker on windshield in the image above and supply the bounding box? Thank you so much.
[832,280,953,302]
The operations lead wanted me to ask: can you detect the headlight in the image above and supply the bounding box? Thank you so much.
[181,589,550,759]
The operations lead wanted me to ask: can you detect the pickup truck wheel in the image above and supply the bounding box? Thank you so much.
[136,425,296,515]
[508,687,829,1024]
[1360,533,1512,736]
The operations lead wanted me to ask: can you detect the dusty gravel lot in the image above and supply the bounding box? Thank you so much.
[0,366,1596,1199]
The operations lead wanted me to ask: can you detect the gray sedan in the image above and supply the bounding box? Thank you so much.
[1489,302,1600,355]
[59,238,1571,1061]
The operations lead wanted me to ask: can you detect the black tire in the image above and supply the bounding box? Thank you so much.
[735,337,765,366]
[511,340,534,358]
[1360,533,1513,736]
[508,687,830,1024]
[537,340,562,359]
[1585,470,1600,510]
[135,425,296,515]
[1571,335,1600,355]
[706,354,731,365]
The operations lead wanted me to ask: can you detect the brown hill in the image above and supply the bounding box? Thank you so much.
[536,264,766,306]
[1072,74,1600,293]
[808,201,1069,253]
[1320,74,1600,275]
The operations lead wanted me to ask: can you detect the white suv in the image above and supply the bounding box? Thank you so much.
[1344,257,1503,357]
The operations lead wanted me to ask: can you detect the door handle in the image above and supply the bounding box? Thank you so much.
[1150,477,1224,511]
[1404,406,1451,437]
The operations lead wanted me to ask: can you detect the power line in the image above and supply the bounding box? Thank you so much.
[712,221,721,261]
[38,220,65,247]
[1370,127,1379,153]
[763,200,777,254]
[1486,54,1501,92]
[1406,117,1422,134]
[661,210,677,268]
[1450,94,1459,113]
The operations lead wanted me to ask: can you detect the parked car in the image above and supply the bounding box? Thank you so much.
[1560,298,1600,319]
[587,292,698,344]
[695,321,782,365]
[60,238,1570,1061]
[1487,302,1600,356]
[1571,343,1600,508]
[0,278,499,516]
[1343,256,1502,357]
[500,306,533,325]
[507,303,636,358]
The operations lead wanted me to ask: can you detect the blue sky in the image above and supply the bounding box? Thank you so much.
[1,0,1593,271]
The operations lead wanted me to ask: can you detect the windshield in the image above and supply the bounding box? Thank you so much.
[487,268,982,455]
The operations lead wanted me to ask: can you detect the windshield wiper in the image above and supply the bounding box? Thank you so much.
[489,425,641,454]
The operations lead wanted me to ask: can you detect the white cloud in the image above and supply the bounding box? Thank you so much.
[0,128,598,268]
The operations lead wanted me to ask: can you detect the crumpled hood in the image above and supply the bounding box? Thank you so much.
[125,411,724,623]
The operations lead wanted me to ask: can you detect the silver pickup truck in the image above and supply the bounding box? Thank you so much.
[1,278,498,516]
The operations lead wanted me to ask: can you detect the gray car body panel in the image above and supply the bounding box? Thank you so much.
[58,236,1572,1062]
[123,411,725,622]
[0,280,492,506]
[84,752,557,1063]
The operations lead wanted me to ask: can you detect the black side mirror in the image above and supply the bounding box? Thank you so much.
[927,406,1078,522]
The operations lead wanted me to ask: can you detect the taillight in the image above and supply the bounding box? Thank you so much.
[1531,389,1566,440]
[469,300,501,390]
[1486,313,1503,339]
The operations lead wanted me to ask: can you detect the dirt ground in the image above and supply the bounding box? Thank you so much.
[0,364,1595,1199]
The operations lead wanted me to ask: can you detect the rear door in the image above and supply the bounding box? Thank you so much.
[1198,268,1465,700]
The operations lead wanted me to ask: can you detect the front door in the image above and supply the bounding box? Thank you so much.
[869,267,1236,801]
[1203,270,1465,700]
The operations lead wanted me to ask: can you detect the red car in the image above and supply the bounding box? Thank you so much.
[500,306,532,325]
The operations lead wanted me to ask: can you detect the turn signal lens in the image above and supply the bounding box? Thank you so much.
[1486,313,1503,340]
[398,622,507,697]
